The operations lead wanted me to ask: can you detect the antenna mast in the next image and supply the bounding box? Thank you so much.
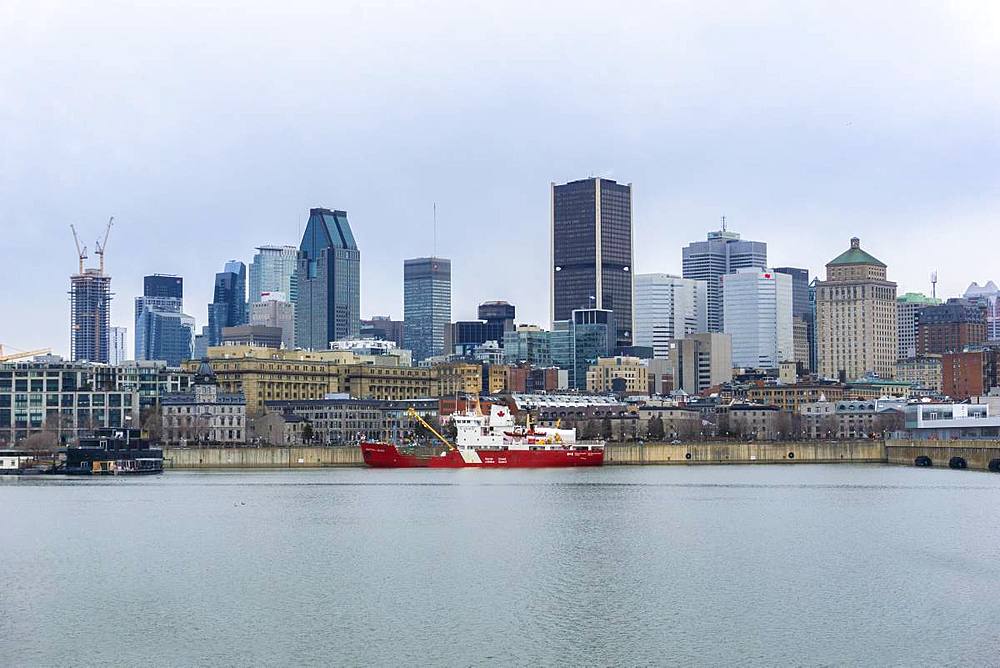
[931,271,938,300]
[433,202,437,258]
[721,215,727,232]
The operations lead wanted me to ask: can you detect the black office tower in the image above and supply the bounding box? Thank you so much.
[551,177,634,346]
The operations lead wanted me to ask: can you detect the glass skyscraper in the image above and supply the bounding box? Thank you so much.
[295,208,361,350]
[207,262,247,347]
[249,245,299,304]
[551,177,634,347]
[135,274,195,366]
[682,228,767,333]
[403,257,452,362]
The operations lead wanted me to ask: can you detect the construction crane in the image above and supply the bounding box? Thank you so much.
[407,406,456,451]
[70,224,88,275]
[94,216,114,273]
[0,344,52,363]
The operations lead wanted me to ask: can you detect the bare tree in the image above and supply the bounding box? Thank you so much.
[141,406,163,444]
[18,431,59,452]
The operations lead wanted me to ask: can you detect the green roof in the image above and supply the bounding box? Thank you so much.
[827,238,886,267]
[897,292,940,305]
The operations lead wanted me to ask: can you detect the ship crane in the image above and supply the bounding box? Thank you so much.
[94,216,114,273]
[407,406,456,451]
[0,344,52,363]
[70,224,88,274]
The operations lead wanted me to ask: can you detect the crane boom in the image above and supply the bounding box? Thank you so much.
[407,406,456,450]
[70,225,88,274]
[95,216,114,273]
[0,345,52,363]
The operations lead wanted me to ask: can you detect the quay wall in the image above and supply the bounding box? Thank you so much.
[604,441,886,465]
[885,440,1000,472]
[164,441,886,469]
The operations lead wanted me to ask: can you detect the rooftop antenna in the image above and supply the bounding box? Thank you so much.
[721,215,727,232]
[931,271,938,300]
[433,202,437,258]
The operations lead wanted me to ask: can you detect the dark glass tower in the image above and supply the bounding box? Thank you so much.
[404,257,452,362]
[551,177,634,346]
[207,261,247,347]
[135,274,194,365]
[295,208,361,350]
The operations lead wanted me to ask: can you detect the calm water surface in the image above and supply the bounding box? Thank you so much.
[3,464,1000,666]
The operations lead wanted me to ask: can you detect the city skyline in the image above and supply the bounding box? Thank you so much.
[3,2,1000,355]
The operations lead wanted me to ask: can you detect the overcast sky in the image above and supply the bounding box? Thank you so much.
[2,1,999,357]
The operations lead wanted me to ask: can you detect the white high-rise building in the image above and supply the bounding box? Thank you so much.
[965,281,1000,341]
[250,292,295,349]
[634,273,708,359]
[109,326,128,364]
[722,268,793,370]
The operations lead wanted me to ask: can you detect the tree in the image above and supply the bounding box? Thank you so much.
[579,420,598,440]
[647,415,665,441]
[600,418,613,441]
[18,431,58,452]
[141,406,163,444]
[302,422,314,444]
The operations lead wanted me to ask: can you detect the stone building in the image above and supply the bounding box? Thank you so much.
[815,238,897,380]
[161,362,246,445]
[586,356,648,395]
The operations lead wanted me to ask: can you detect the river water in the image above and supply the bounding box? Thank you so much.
[3,464,1000,666]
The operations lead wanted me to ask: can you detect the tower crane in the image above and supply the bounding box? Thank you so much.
[0,344,52,363]
[70,224,88,275]
[94,216,114,274]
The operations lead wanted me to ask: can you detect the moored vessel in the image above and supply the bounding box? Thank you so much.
[361,404,604,468]
[63,427,163,475]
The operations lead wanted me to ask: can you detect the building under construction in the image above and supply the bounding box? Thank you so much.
[70,219,114,363]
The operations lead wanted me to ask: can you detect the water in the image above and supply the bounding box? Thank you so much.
[3,465,1000,666]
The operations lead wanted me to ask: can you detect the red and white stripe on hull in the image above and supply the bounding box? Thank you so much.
[361,442,604,468]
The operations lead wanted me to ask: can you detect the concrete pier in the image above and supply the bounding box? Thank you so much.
[164,446,364,469]
[885,440,1000,472]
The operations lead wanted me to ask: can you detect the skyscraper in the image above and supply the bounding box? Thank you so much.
[249,245,299,304]
[250,292,295,349]
[722,268,793,370]
[634,273,708,359]
[682,227,767,333]
[774,267,812,371]
[897,292,941,359]
[964,281,1000,341]
[403,257,452,362]
[551,177,634,346]
[815,238,897,380]
[135,274,195,366]
[569,308,614,390]
[295,208,361,350]
[70,269,112,363]
[109,326,128,364]
[207,262,248,347]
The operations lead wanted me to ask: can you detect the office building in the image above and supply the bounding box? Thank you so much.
[249,245,299,304]
[634,273,708,359]
[551,177,634,346]
[296,208,361,349]
[503,326,553,367]
[965,281,1000,341]
[895,356,943,393]
[722,268,793,370]
[207,261,247,347]
[222,325,284,349]
[667,332,733,395]
[135,274,195,366]
[774,267,812,371]
[916,299,987,355]
[897,292,940,360]
[682,226,767,332]
[569,308,615,390]
[109,326,128,365]
[361,316,405,348]
[403,257,452,362]
[250,292,295,349]
[451,301,516,355]
[586,356,648,395]
[815,238,897,380]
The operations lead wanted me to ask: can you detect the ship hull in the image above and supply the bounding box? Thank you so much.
[361,442,603,468]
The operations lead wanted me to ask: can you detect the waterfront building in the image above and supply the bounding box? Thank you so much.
[551,177,634,346]
[634,273,708,359]
[0,360,139,446]
[964,281,1000,341]
[109,326,128,365]
[361,316,405,348]
[815,238,897,380]
[403,257,452,362]
[92,360,194,410]
[161,362,246,445]
[207,261,248,347]
[799,399,905,439]
[726,404,781,440]
[722,268,793,370]
[249,245,298,304]
[903,401,1000,440]
[916,299,987,356]
[682,227,767,333]
[221,325,283,349]
[586,356,648,395]
[250,292,295,349]
[259,397,439,446]
[895,356,943,393]
[745,384,846,412]
[897,292,940,360]
[774,267,812,371]
[296,208,361,349]
[135,274,195,366]
[666,332,733,395]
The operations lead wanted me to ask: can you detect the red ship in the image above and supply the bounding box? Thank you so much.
[361,405,604,468]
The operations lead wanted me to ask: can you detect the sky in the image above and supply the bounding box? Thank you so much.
[2,0,999,358]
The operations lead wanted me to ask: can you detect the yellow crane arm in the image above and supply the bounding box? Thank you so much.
[0,347,52,363]
[407,406,456,451]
